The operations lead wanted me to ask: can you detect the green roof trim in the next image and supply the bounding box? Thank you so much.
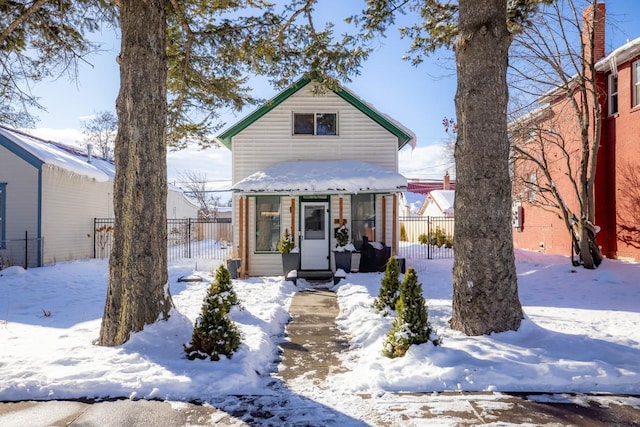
[216,76,414,151]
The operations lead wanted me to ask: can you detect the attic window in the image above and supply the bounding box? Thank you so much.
[293,113,337,136]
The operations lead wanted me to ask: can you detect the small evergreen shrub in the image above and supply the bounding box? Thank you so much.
[418,228,453,248]
[373,258,401,316]
[277,229,295,253]
[382,268,440,358]
[418,233,429,245]
[184,265,242,361]
[335,224,350,248]
[400,224,408,242]
[433,227,452,248]
[211,264,241,311]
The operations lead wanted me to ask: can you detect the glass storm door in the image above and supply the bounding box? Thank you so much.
[301,202,329,270]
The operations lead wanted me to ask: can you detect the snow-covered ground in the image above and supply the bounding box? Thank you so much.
[1,250,639,421]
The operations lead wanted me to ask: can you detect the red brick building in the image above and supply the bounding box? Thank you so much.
[511,3,640,262]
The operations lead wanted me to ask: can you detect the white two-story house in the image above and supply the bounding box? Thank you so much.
[217,76,415,277]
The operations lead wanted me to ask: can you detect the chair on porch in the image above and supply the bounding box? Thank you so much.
[358,236,391,273]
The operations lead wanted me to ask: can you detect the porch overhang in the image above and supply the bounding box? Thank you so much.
[232,160,407,196]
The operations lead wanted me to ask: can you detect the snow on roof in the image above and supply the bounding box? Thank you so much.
[0,126,114,182]
[232,160,407,195]
[595,36,640,73]
[431,189,455,211]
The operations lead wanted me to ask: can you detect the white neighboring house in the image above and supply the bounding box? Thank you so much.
[417,189,455,217]
[0,126,198,268]
[217,75,415,277]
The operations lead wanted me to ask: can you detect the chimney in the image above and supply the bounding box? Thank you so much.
[443,172,450,190]
[582,2,606,62]
[86,144,93,163]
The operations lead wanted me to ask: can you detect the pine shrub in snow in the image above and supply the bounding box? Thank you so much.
[373,257,400,316]
[382,267,440,358]
[184,265,242,361]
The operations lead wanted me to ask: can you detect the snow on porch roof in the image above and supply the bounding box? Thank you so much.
[232,160,407,195]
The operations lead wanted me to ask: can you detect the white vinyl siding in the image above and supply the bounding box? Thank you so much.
[40,166,114,264]
[0,144,39,243]
[167,188,199,219]
[231,85,399,185]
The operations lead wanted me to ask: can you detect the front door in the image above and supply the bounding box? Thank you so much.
[300,202,329,270]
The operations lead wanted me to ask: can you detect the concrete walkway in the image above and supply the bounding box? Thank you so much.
[278,288,349,385]
[278,287,640,426]
[2,286,640,426]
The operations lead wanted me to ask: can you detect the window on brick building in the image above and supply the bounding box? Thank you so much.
[608,74,618,115]
[633,60,640,108]
[526,173,538,202]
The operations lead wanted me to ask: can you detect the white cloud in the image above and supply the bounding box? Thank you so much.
[399,143,454,181]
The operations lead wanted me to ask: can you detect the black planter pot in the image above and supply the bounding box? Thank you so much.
[333,251,352,273]
[281,252,300,276]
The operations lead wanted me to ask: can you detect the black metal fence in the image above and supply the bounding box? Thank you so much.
[94,218,233,262]
[0,233,43,269]
[398,216,455,260]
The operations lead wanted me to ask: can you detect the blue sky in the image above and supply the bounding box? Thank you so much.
[25,1,640,184]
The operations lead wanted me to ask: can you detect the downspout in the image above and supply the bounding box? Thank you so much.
[382,195,387,244]
[238,196,244,276]
[244,196,249,277]
[392,194,398,256]
[37,167,42,266]
[291,198,296,245]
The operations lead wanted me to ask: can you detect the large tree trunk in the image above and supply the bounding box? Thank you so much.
[450,0,523,335]
[99,0,172,346]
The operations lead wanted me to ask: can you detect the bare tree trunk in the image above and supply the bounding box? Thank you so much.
[99,0,172,346]
[451,0,523,335]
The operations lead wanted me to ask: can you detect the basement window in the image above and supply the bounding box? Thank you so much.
[293,113,337,136]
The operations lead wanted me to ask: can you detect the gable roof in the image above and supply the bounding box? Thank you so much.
[0,126,114,182]
[216,76,416,151]
[417,189,455,216]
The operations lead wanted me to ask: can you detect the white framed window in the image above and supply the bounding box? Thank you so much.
[293,112,337,136]
[351,193,375,249]
[608,74,618,115]
[527,172,537,202]
[633,60,640,108]
[255,196,281,252]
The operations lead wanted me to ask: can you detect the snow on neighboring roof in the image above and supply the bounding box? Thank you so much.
[431,190,455,212]
[595,36,640,73]
[0,126,114,182]
[232,160,407,195]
